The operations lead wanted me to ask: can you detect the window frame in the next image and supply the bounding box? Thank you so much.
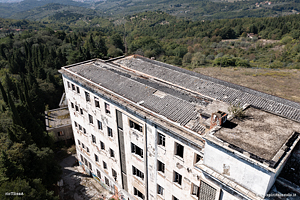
[173,171,182,185]
[105,102,110,114]
[157,132,165,147]
[107,127,113,137]
[131,143,143,158]
[157,160,165,173]
[175,142,184,158]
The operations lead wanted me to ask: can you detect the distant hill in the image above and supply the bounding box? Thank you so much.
[1,0,300,21]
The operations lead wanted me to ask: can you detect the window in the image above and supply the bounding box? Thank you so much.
[84,158,88,166]
[157,184,164,195]
[95,97,100,108]
[76,86,80,94]
[78,140,81,145]
[112,169,117,181]
[105,102,110,114]
[74,121,77,127]
[131,143,143,158]
[110,148,115,158]
[157,160,165,173]
[88,162,92,170]
[97,169,101,179]
[105,177,109,186]
[175,142,184,158]
[82,143,85,149]
[89,114,93,124]
[85,91,90,102]
[97,120,102,130]
[92,134,96,144]
[80,108,83,115]
[107,127,113,137]
[129,120,143,132]
[191,183,200,197]
[132,166,144,180]
[103,161,107,169]
[173,196,179,200]
[157,132,165,146]
[100,141,105,150]
[95,154,99,162]
[194,153,203,164]
[173,171,182,185]
[57,131,64,136]
[67,81,70,88]
[87,147,90,153]
[134,187,144,199]
[71,102,74,109]
[83,128,86,134]
[80,154,83,162]
[198,181,217,200]
[71,84,75,90]
[75,105,79,112]
[79,124,82,131]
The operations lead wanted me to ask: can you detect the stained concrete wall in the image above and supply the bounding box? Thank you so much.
[204,140,275,197]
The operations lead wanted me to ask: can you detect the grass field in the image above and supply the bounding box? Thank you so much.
[193,67,300,103]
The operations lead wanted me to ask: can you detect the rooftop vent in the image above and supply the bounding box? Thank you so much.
[210,111,228,129]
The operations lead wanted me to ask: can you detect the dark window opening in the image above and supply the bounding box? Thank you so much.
[105,177,109,186]
[103,161,107,169]
[67,81,70,88]
[83,128,86,134]
[71,102,74,109]
[157,133,165,146]
[85,91,90,102]
[157,184,164,195]
[87,147,90,153]
[108,127,113,137]
[95,98,100,108]
[100,141,105,150]
[175,142,184,158]
[129,120,143,132]
[74,121,78,127]
[79,124,82,131]
[131,143,143,158]
[75,105,79,112]
[80,154,83,162]
[97,120,102,130]
[105,103,110,114]
[191,183,200,197]
[95,154,99,162]
[97,170,101,179]
[89,114,93,124]
[92,134,96,144]
[80,108,83,115]
[195,153,203,164]
[71,84,75,90]
[173,171,182,185]
[157,160,165,173]
[173,196,179,200]
[82,143,85,149]
[134,187,144,199]
[84,158,87,166]
[57,131,64,136]
[78,140,81,145]
[110,148,115,158]
[132,166,144,180]
[88,162,92,170]
[76,86,80,94]
[112,169,117,181]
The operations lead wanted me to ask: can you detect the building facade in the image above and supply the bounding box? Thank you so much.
[59,55,300,200]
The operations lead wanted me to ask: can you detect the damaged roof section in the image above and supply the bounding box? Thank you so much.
[66,61,230,134]
[113,56,300,123]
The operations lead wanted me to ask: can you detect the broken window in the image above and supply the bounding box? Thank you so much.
[110,148,115,158]
[79,124,82,131]
[89,114,93,124]
[94,154,99,162]
[88,162,92,170]
[80,108,83,115]
[97,169,101,179]
[105,102,110,114]
[80,154,83,162]
[134,187,144,199]
[67,81,70,88]
[103,161,107,169]
[173,171,182,185]
[71,84,75,91]
[100,141,105,150]
[157,160,165,173]
[191,183,200,197]
[74,121,77,127]
[85,91,90,102]
[157,132,165,146]
[112,169,117,181]
[173,196,179,200]
[95,97,100,108]
[107,127,113,137]
[97,120,102,130]
[82,143,85,149]
[84,158,88,166]
[75,105,79,112]
[129,120,143,132]
[78,140,81,145]
[194,153,203,164]
[92,134,96,144]
[86,147,90,153]
[83,128,86,134]
[131,143,143,158]
[105,177,109,186]
[175,142,184,158]
[132,166,144,180]
[76,86,80,94]
[157,184,164,195]
[71,102,74,109]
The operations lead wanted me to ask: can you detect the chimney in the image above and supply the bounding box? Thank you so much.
[210,111,228,129]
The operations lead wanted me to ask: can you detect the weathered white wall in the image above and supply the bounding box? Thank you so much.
[204,141,275,197]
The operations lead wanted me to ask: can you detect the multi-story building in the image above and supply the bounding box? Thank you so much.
[59,55,300,200]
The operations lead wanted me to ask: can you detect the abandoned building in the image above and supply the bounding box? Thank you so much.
[59,55,300,200]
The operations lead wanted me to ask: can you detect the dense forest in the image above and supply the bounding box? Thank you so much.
[1,10,300,199]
